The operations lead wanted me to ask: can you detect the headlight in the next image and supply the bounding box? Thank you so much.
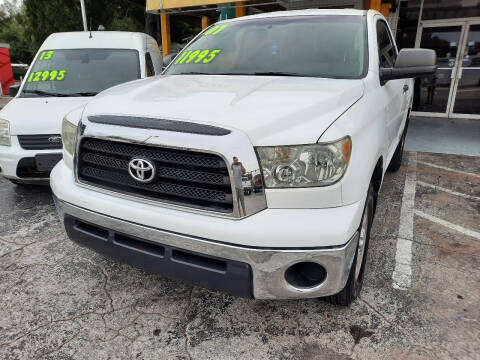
[62,117,77,155]
[256,136,352,188]
[0,119,11,146]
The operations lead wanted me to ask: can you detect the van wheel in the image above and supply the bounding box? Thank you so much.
[388,123,408,172]
[327,184,374,306]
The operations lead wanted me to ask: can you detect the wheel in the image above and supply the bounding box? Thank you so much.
[327,184,374,306]
[388,122,408,172]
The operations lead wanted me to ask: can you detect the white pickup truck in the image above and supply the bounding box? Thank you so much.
[51,9,436,305]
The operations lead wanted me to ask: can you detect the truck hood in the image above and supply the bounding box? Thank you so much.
[84,75,364,145]
[1,97,91,135]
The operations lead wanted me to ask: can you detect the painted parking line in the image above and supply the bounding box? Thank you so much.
[392,152,416,291]
[414,210,480,240]
[416,180,480,202]
[417,161,480,179]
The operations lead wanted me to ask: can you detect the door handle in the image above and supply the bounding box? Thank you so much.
[403,84,409,93]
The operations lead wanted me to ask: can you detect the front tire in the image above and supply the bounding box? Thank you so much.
[327,184,374,306]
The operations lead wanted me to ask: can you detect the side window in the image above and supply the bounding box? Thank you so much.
[145,52,155,77]
[376,20,397,68]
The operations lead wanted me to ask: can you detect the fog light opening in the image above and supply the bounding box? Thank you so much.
[285,262,326,289]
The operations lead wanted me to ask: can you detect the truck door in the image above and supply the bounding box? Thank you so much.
[376,19,408,156]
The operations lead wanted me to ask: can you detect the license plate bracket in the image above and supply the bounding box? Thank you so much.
[35,154,62,172]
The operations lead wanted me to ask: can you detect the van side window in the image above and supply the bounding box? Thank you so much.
[145,52,155,77]
[376,20,397,68]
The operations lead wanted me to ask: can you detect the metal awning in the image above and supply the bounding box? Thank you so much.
[146,0,248,12]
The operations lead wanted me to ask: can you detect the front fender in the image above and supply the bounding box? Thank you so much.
[320,82,388,206]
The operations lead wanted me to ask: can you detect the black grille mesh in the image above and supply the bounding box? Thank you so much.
[78,138,233,212]
[18,134,62,150]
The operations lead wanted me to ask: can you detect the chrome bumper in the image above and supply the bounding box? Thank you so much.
[54,197,358,299]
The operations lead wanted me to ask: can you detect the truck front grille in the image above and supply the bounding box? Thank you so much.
[18,134,62,150]
[77,138,233,213]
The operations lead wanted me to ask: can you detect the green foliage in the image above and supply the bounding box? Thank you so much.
[0,0,146,64]
[0,0,202,63]
[171,19,201,44]
[0,1,31,63]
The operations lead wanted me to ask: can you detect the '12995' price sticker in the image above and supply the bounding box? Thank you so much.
[27,70,67,82]
[174,49,222,65]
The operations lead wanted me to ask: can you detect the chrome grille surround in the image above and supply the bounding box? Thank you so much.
[74,114,267,219]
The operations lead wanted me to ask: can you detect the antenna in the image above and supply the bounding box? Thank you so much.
[80,0,87,31]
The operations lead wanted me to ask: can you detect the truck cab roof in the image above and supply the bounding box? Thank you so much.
[218,8,369,24]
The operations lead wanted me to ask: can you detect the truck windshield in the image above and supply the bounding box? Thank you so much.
[21,49,140,97]
[165,15,367,79]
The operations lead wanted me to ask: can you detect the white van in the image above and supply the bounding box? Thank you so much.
[0,31,162,184]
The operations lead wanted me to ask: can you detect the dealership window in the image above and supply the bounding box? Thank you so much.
[396,0,421,50]
[421,0,480,20]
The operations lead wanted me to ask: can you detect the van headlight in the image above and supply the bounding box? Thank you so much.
[0,119,11,146]
[62,117,77,155]
[256,136,352,188]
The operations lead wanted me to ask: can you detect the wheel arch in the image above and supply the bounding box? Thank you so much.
[370,156,384,215]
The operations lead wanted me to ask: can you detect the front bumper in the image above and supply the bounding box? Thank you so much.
[54,196,359,299]
[0,136,61,181]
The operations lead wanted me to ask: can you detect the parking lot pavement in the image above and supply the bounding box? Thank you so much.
[0,96,12,109]
[0,151,478,360]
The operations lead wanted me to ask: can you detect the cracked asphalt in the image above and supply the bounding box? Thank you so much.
[0,151,479,360]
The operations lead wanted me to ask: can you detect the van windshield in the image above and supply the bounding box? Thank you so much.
[165,15,367,79]
[21,48,140,97]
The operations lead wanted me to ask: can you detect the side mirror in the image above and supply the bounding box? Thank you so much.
[380,48,437,82]
[9,85,20,97]
[162,54,175,69]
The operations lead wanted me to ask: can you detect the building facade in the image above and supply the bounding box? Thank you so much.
[394,0,480,118]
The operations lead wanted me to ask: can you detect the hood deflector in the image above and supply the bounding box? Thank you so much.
[88,115,231,136]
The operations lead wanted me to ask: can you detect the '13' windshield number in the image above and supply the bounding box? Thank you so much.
[174,49,222,65]
[27,70,67,82]
[39,50,54,60]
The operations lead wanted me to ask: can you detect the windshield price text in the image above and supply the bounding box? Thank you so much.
[39,50,55,60]
[27,70,67,82]
[174,49,222,65]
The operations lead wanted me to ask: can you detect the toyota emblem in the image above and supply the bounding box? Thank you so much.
[128,158,155,183]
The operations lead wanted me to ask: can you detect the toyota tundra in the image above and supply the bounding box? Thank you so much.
[51,9,436,305]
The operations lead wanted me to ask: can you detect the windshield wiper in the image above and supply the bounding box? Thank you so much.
[176,72,211,75]
[68,91,98,97]
[175,71,307,77]
[253,71,306,77]
[23,90,98,97]
[22,89,70,97]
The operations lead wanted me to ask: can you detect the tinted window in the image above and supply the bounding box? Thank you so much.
[145,52,155,77]
[22,49,140,97]
[377,21,397,68]
[166,16,367,79]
